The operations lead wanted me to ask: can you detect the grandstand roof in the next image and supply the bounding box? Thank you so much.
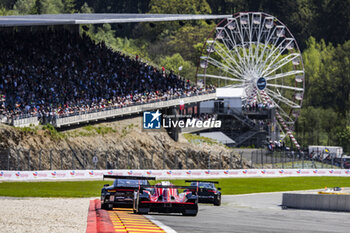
[0,13,231,27]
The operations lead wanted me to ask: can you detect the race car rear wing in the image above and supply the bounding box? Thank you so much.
[185,180,219,184]
[103,175,156,180]
[139,185,198,190]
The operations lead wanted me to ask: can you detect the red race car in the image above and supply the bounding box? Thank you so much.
[133,181,199,216]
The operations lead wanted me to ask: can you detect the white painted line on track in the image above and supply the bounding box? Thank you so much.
[145,215,177,233]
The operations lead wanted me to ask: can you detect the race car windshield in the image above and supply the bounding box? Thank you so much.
[114,179,149,187]
[191,182,214,189]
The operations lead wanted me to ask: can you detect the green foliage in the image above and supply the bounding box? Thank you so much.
[296,107,342,147]
[80,2,93,13]
[114,37,151,61]
[337,126,350,153]
[62,0,76,13]
[159,53,195,80]
[82,125,116,135]
[13,0,36,14]
[39,0,64,14]
[16,126,38,134]
[42,124,66,140]
[183,133,220,146]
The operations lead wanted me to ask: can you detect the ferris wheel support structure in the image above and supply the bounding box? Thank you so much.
[197,12,305,149]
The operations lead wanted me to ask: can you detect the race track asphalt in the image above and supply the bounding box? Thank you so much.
[147,192,350,233]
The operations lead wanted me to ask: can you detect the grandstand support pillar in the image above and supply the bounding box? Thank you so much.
[165,107,179,141]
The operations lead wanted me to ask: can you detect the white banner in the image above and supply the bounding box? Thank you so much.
[0,169,350,181]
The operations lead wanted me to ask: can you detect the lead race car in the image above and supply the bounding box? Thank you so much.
[133,181,199,216]
[101,175,156,210]
[185,180,221,206]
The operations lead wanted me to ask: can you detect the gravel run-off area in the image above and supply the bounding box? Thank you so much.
[0,197,90,233]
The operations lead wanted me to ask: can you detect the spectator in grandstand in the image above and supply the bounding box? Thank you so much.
[0,28,215,122]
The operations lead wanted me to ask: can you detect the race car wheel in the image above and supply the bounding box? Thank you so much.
[101,203,109,210]
[137,208,149,214]
[101,203,113,210]
[214,195,221,206]
[182,211,198,216]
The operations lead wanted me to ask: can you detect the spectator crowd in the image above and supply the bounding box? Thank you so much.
[0,28,214,124]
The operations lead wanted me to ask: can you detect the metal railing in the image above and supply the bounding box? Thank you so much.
[53,92,216,127]
[2,92,216,128]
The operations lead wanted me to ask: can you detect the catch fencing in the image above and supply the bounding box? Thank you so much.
[0,148,245,171]
[250,150,347,169]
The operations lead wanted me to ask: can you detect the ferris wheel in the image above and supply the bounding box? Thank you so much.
[197,12,305,148]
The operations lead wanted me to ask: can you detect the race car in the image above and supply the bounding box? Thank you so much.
[133,181,199,216]
[101,175,156,210]
[185,180,221,206]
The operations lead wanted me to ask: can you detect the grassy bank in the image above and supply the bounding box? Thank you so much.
[0,177,349,198]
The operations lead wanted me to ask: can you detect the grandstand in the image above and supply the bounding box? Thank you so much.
[0,13,276,147]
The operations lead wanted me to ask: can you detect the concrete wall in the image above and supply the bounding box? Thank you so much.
[282,193,350,212]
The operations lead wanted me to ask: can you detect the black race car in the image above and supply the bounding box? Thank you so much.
[185,180,221,206]
[101,175,156,210]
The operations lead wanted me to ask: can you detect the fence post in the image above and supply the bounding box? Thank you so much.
[84,150,87,169]
[251,151,254,167]
[72,152,75,170]
[38,150,42,170]
[139,150,143,169]
[60,150,63,170]
[28,150,31,171]
[240,152,243,168]
[115,151,118,169]
[49,150,52,170]
[151,151,154,169]
[175,153,178,169]
[292,151,294,169]
[105,151,108,170]
[302,151,304,169]
[127,152,130,169]
[230,153,233,169]
[7,149,10,170]
[271,151,274,169]
[261,149,264,169]
[17,149,20,170]
[331,156,334,167]
[207,153,210,170]
[220,153,223,169]
[341,154,344,169]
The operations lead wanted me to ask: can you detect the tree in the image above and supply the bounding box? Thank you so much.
[159,53,195,81]
[13,0,37,14]
[38,0,64,14]
[63,0,76,13]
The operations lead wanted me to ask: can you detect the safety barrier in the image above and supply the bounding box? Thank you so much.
[0,169,349,181]
[54,93,216,127]
[12,116,40,127]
